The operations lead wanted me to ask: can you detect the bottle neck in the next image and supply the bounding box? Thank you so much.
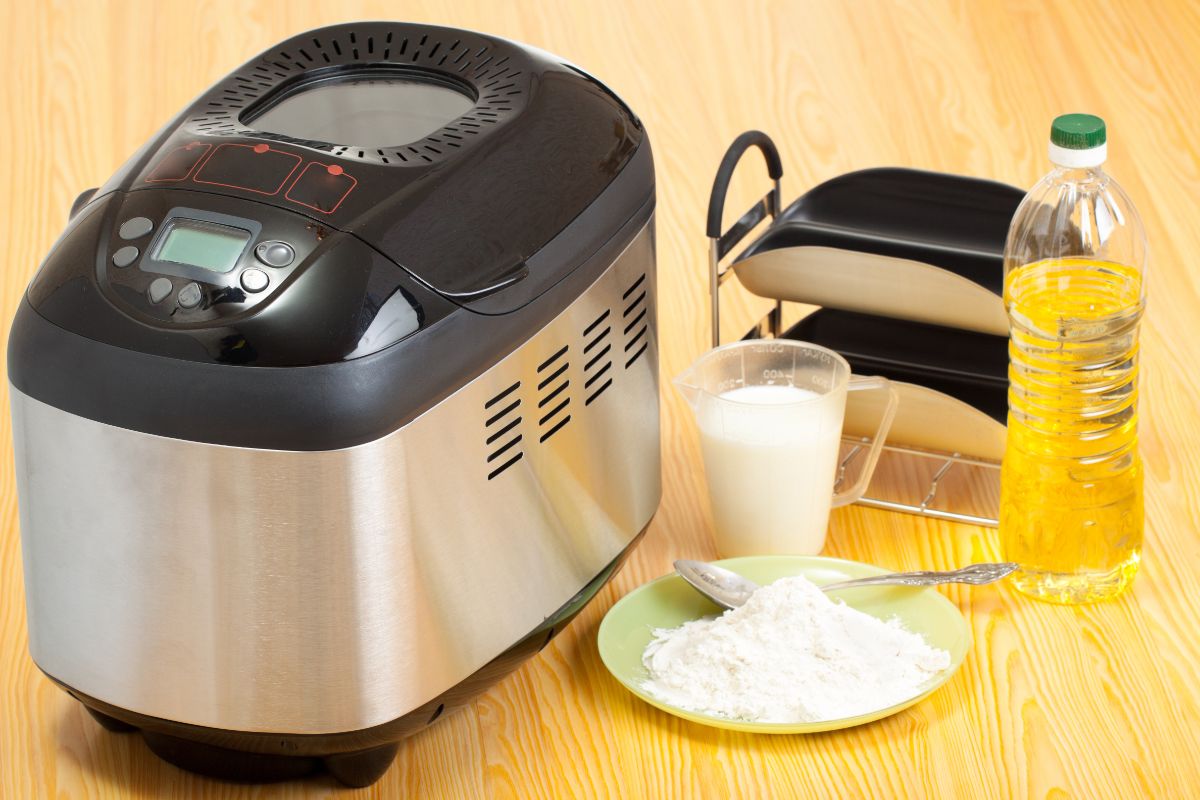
[1050,164,1107,182]
[1048,141,1106,168]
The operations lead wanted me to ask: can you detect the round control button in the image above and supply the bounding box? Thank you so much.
[178,282,203,309]
[240,268,269,293]
[112,246,139,268]
[255,241,295,268]
[147,277,173,305]
[119,217,154,239]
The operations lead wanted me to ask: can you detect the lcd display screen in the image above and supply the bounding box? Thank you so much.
[246,76,474,147]
[154,219,251,273]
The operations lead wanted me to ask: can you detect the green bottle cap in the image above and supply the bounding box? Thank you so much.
[1050,114,1106,150]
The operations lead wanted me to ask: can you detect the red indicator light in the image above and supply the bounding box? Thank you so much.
[286,162,357,214]
[193,144,301,195]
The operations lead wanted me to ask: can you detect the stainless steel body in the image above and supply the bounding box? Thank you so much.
[12,223,659,736]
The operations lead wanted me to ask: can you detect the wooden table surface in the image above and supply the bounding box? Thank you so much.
[3,1,1200,797]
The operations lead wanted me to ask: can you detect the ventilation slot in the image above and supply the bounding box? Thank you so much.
[186,27,528,166]
[484,381,522,479]
[536,345,571,443]
[622,274,649,368]
[582,309,613,406]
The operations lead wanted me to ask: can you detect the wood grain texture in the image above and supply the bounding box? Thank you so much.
[2,0,1199,797]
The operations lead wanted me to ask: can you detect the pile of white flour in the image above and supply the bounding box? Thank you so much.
[641,575,951,723]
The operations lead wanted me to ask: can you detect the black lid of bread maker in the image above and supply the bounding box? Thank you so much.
[10,22,654,450]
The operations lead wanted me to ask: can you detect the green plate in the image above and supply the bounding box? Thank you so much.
[597,555,970,733]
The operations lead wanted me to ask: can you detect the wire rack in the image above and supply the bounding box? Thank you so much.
[705,131,1000,527]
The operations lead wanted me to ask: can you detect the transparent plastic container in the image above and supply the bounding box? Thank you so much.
[1001,114,1147,604]
[675,340,897,557]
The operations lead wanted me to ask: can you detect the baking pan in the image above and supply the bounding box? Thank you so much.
[731,168,1024,336]
[778,309,1007,462]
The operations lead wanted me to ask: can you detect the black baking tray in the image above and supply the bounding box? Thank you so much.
[773,308,1009,423]
[708,133,1015,425]
[737,167,1024,295]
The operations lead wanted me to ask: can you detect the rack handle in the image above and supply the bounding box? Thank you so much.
[705,130,784,239]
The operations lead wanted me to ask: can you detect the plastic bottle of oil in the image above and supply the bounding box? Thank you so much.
[1001,114,1147,604]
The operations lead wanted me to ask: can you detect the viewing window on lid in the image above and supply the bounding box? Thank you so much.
[243,73,475,147]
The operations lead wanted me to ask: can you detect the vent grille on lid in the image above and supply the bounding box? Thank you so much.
[189,28,525,165]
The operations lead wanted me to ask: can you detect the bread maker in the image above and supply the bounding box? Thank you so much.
[8,22,659,786]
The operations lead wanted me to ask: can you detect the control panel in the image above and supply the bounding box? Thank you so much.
[99,189,330,324]
[143,141,359,214]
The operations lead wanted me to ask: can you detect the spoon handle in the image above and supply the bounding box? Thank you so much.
[821,562,1020,591]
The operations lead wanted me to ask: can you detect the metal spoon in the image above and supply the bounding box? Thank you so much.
[674,559,1019,610]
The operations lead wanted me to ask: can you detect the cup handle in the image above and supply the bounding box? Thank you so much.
[830,375,899,508]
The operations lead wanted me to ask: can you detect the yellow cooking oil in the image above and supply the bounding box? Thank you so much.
[1001,257,1144,603]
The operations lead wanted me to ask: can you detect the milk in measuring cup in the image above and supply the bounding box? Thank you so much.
[696,384,844,556]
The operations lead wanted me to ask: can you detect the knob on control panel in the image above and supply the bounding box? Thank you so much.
[255,241,295,268]
[240,269,269,293]
[147,277,173,304]
[112,246,140,268]
[178,282,203,309]
[119,217,154,240]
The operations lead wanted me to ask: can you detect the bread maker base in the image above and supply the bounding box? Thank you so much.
[11,22,661,788]
[47,526,646,787]
[13,217,659,787]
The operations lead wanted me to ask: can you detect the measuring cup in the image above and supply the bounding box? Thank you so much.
[675,340,899,556]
